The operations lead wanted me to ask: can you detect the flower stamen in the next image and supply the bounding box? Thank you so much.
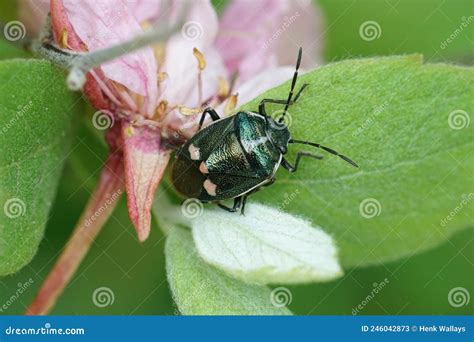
[193,47,206,106]
[217,76,230,99]
[179,105,202,116]
[154,100,168,120]
[59,28,70,49]
[224,93,238,116]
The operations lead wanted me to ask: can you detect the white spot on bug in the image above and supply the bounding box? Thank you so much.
[188,143,200,160]
[204,179,217,196]
[241,136,268,153]
[199,162,209,174]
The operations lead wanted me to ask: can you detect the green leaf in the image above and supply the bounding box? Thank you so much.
[191,203,342,284]
[241,55,473,268]
[0,59,82,275]
[165,226,292,315]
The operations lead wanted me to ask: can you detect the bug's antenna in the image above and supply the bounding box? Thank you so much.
[280,47,303,123]
[289,139,359,167]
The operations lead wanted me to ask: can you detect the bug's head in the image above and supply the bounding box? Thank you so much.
[265,116,291,154]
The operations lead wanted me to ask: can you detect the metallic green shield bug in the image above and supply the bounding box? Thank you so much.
[172,48,358,213]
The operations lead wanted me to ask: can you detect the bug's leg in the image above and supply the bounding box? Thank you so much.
[263,178,276,187]
[289,139,359,167]
[240,196,248,215]
[217,203,235,212]
[281,152,323,173]
[217,196,243,213]
[259,48,307,117]
[238,178,278,215]
[197,107,221,131]
[258,84,308,116]
[291,83,309,102]
[238,177,275,214]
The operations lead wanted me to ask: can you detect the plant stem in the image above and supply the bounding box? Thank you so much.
[26,153,123,315]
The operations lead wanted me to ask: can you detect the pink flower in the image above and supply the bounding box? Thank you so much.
[27,0,323,315]
[46,0,322,241]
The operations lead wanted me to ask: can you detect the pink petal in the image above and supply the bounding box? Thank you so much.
[50,0,112,110]
[122,123,170,241]
[167,0,219,47]
[162,42,227,108]
[160,0,222,107]
[216,0,323,82]
[127,0,162,23]
[83,69,113,111]
[237,67,296,105]
[50,0,84,50]
[160,44,227,142]
[61,0,158,114]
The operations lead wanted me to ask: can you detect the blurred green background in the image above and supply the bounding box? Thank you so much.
[0,0,473,315]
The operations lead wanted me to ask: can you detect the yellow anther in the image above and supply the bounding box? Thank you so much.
[124,125,135,137]
[179,106,202,116]
[217,77,230,98]
[59,28,69,49]
[224,93,238,116]
[158,72,168,82]
[193,48,206,71]
[154,100,168,119]
[140,21,152,31]
[154,43,166,65]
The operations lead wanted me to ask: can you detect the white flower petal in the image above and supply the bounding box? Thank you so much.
[214,66,295,114]
[191,203,343,284]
